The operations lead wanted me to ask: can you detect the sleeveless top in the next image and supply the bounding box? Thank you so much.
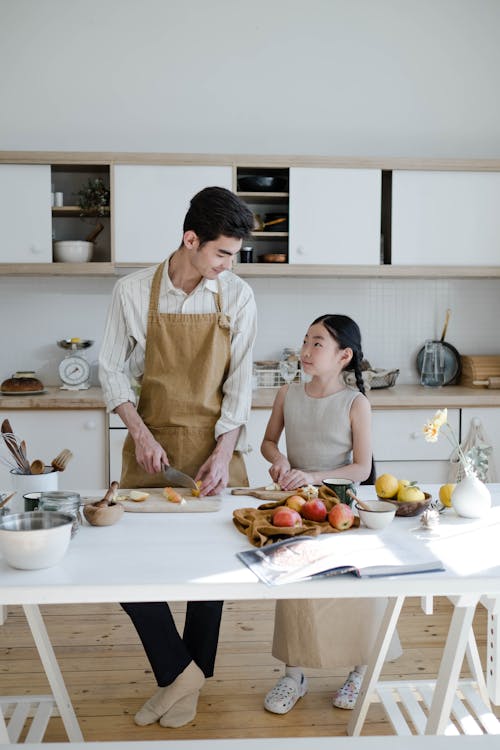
[283,383,362,472]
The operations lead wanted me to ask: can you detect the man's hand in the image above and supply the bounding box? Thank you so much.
[115,402,168,475]
[195,452,230,496]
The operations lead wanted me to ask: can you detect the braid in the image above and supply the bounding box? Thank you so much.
[351,350,366,394]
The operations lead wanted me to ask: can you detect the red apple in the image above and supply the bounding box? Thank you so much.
[286,494,307,512]
[328,503,355,530]
[301,498,328,522]
[272,507,303,528]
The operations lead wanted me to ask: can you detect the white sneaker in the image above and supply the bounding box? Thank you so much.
[264,674,308,715]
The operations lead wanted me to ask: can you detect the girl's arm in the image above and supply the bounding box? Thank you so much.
[261,385,291,484]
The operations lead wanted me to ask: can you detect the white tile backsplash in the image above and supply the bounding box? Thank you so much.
[0,275,499,386]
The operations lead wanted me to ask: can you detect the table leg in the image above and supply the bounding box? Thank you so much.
[0,605,6,625]
[347,595,405,736]
[23,604,83,742]
[425,595,479,735]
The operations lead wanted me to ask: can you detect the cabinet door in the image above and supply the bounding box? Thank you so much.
[392,171,500,265]
[0,165,52,262]
[460,408,500,480]
[288,168,381,264]
[113,165,233,263]
[0,410,106,490]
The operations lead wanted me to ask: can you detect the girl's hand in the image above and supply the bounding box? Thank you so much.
[279,469,314,491]
[269,456,291,485]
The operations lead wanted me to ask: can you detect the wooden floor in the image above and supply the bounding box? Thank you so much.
[1,598,498,741]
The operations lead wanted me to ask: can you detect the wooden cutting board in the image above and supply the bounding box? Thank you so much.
[231,486,296,502]
[84,488,221,513]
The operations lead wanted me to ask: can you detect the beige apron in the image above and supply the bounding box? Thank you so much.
[120,261,248,489]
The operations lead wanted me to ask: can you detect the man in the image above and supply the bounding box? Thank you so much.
[99,186,257,728]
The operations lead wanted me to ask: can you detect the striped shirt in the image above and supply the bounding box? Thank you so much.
[98,261,257,451]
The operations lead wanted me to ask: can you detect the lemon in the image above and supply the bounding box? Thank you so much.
[439,483,456,508]
[375,473,399,499]
[398,479,410,494]
[398,485,425,502]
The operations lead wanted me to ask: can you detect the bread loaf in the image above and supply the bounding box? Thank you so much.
[1,376,44,393]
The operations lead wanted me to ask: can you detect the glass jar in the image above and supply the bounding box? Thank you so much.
[39,491,82,537]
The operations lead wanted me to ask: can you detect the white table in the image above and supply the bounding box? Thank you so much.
[1,484,500,743]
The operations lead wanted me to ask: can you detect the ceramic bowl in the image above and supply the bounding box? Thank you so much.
[381,493,432,517]
[53,241,93,263]
[355,500,396,530]
[0,511,73,569]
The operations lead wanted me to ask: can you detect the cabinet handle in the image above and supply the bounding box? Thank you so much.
[295,245,305,255]
[30,245,45,255]
[84,420,97,430]
[410,431,420,440]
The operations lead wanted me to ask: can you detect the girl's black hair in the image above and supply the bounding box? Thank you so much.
[312,314,366,394]
[312,314,375,483]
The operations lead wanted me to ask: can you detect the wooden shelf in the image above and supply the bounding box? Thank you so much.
[251,231,288,238]
[233,264,500,278]
[52,206,110,217]
[0,263,115,276]
[237,191,289,203]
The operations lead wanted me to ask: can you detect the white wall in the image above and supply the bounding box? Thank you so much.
[1,0,500,386]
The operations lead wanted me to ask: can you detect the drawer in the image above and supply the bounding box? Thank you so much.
[372,409,460,461]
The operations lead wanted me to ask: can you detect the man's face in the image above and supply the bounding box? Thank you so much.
[185,232,242,278]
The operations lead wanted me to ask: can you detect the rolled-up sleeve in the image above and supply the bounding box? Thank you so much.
[215,284,257,452]
[98,280,138,412]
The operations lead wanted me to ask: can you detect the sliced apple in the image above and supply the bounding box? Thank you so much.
[163,487,185,504]
[129,490,150,502]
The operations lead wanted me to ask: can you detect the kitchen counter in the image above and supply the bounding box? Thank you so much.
[252,384,500,409]
[1,384,500,411]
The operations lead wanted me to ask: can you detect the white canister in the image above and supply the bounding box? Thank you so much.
[9,469,59,513]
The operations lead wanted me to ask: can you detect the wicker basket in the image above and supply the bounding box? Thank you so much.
[253,361,301,388]
[343,368,399,390]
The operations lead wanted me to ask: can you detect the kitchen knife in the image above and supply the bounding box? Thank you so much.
[163,465,198,490]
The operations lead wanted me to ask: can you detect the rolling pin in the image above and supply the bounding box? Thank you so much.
[473,377,500,389]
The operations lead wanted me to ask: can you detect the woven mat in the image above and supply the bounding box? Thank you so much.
[233,487,359,547]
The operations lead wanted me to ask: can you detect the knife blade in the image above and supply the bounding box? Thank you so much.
[163,465,198,490]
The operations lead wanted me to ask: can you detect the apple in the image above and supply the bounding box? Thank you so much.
[286,494,307,512]
[272,507,303,528]
[301,498,328,522]
[328,503,355,530]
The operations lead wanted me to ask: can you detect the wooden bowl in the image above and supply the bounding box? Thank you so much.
[83,501,124,526]
[380,493,432,517]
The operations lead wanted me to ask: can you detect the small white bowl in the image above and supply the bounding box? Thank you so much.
[0,511,73,569]
[355,500,396,530]
[53,241,93,263]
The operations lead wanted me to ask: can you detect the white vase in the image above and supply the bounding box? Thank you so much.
[452,474,491,519]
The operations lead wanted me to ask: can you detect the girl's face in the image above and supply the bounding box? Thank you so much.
[300,322,352,376]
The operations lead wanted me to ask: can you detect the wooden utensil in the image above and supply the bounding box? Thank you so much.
[30,459,45,475]
[51,449,73,472]
[0,492,15,509]
[346,489,374,512]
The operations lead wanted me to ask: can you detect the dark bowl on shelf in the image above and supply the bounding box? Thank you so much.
[238,175,287,192]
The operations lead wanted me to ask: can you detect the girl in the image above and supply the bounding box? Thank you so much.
[261,314,401,714]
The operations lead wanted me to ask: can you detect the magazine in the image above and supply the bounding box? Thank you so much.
[237,535,445,586]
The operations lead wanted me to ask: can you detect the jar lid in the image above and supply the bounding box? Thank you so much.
[40,491,80,502]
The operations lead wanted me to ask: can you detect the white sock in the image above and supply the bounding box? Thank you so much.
[285,665,305,685]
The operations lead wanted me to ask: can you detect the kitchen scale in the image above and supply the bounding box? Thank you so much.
[57,339,94,390]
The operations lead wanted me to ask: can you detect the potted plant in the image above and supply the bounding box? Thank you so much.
[75,178,110,216]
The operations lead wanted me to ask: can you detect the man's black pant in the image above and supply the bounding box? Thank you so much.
[121,600,223,687]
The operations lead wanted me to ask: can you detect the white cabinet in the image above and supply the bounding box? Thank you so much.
[392,171,500,265]
[0,410,106,490]
[460,408,500,480]
[288,167,381,265]
[113,165,233,263]
[0,164,52,263]
[372,408,460,483]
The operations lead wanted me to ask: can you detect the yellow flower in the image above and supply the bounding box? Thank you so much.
[423,409,447,443]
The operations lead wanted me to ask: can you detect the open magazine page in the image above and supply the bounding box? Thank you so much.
[237,533,444,586]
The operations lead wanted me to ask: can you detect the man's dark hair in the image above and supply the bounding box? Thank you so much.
[183,186,254,245]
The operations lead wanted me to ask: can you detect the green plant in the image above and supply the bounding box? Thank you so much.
[75,178,110,216]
